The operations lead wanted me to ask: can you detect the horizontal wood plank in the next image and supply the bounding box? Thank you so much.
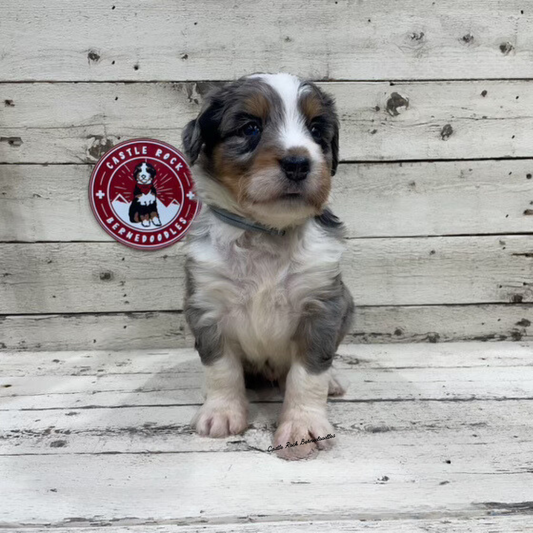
[4,365,533,411]
[2,160,533,242]
[1,305,532,351]
[2,401,533,464]
[2,403,532,465]
[10,516,533,533]
[4,81,533,163]
[2,453,530,526]
[1,1,532,81]
[1,236,532,314]
[2,343,532,411]
[0,311,190,351]
[3,342,532,376]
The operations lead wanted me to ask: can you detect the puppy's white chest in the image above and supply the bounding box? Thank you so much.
[188,217,344,365]
[226,250,295,358]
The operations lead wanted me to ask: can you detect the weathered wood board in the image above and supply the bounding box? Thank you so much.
[2,348,533,411]
[2,160,533,242]
[8,517,533,533]
[1,305,532,352]
[1,236,532,314]
[1,343,532,529]
[4,81,533,163]
[1,0,532,82]
[3,342,531,376]
[2,452,530,526]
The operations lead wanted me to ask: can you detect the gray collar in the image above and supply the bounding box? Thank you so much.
[208,205,286,237]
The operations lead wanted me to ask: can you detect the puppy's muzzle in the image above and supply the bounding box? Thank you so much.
[280,155,310,182]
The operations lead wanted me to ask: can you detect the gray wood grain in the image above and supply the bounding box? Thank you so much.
[1,0,531,81]
[1,305,531,351]
[2,236,532,314]
[4,81,533,163]
[2,160,533,242]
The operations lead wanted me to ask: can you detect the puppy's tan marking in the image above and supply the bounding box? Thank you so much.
[212,144,248,202]
[313,161,332,208]
[298,89,324,123]
[243,92,271,121]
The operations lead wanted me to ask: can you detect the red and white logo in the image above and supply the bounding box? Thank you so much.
[89,139,199,250]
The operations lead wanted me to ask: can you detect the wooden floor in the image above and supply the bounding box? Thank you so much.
[1,342,532,532]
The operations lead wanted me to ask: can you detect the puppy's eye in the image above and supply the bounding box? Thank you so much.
[241,122,261,137]
[310,123,323,142]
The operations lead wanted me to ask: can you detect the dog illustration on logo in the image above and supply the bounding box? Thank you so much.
[128,162,162,227]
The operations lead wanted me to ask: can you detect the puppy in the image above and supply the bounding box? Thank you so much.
[128,162,162,227]
[182,73,354,460]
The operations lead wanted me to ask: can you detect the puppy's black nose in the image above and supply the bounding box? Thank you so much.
[280,156,310,181]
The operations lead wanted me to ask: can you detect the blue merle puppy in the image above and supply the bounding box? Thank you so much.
[181,73,354,460]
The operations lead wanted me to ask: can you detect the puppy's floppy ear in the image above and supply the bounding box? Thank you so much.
[305,81,340,177]
[182,88,226,165]
[331,119,339,177]
[322,91,340,177]
[182,119,203,165]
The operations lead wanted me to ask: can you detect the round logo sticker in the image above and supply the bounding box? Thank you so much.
[89,139,199,250]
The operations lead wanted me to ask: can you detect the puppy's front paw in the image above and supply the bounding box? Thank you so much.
[192,397,248,438]
[274,411,335,461]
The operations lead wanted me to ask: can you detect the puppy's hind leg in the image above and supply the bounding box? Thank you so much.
[328,369,347,397]
[328,281,354,398]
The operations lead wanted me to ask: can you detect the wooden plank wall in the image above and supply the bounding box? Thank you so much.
[1,0,533,350]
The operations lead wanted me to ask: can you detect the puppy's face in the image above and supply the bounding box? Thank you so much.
[182,73,339,228]
[134,162,156,185]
